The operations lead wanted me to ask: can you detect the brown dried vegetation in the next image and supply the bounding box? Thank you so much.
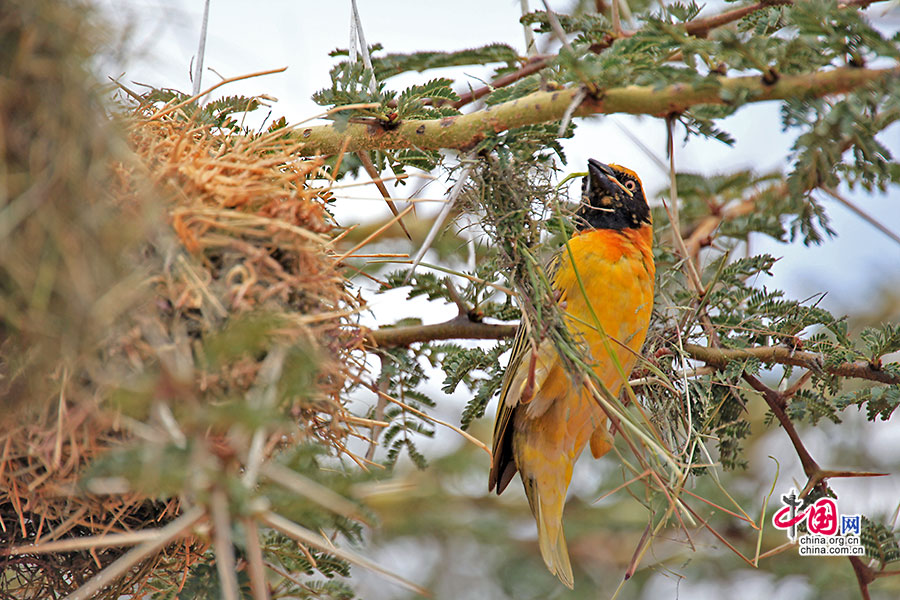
[0,3,365,598]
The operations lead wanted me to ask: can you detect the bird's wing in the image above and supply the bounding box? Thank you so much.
[489,252,564,494]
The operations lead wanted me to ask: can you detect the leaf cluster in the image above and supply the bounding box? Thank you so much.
[861,517,900,568]
[150,541,356,600]
[374,345,438,469]
[783,78,900,212]
[439,340,514,430]
[329,43,519,81]
[135,87,265,132]
[648,236,900,475]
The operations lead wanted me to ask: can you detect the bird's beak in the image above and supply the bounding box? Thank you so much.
[587,159,631,198]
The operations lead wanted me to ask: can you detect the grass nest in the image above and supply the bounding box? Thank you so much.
[0,4,364,596]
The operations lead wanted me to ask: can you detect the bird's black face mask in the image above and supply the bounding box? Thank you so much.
[575,159,651,231]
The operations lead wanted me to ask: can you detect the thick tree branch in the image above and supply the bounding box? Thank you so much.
[683,194,766,258]
[367,320,900,386]
[849,556,875,600]
[366,316,517,347]
[686,0,887,37]
[682,343,900,386]
[455,0,882,109]
[684,1,793,37]
[296,67,898,155]
[742,372,822,477]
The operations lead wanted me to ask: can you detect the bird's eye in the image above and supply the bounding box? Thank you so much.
[624,180,636,191]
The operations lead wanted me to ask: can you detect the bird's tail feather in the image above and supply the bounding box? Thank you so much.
[524,477,574,588]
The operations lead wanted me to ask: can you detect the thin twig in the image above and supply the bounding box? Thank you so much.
[7,529,160,556]
[683,197,758,259]
[64,507,206,600]
[611,0,623,36]
[542,0,576,54]
[151,68,287,121]
[443,278,470,316]
[365,367,390,461]
[368,315,517,347]
[192,0,212,96]
[682,502,757,568]
[558,86,588,137]
[53,368,67,468]
[849,556,875,600]
[521,0,537,56]
[350,0,378,94]
[211,489,240,600]
[364,382,491,456]
[333,204,415,264]
[404,155,476,283]
[683,343,900,386]
[259,462,369,525]
[453,56,550,109]
[356,151,412,240]
[821,185,900,248]
[664,118,720,348]
[243,518,270,600]
[259,511,430,597]
[742,373,820,479]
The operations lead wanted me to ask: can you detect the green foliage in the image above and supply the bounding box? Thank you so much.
[152,541,356,600]
[376,346,437,469]
[738,5,789,37]
[521,9,612,49]
[837,384,900,421]
[786,388,841,425]
[677,106,736,146]
[392,147,443,171]
[330,43,519,80]
[665,1,703,22]
[313,63,461,123]
[439,340,514,429]
[382,270,447,300]
[138,88,264,131]
[860,322,900,360]
[395,78,460,119]
[783,83,900,234]
[484,74,543,106]
[172,561,231,600]
[861,517,900,568]
[475,121,574,165]
[690,374,752,470]
[263,533,353,578]
[313,67,462,178]
[477,297,521,322]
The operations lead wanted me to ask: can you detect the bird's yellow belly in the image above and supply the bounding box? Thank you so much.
[514,230,654,477]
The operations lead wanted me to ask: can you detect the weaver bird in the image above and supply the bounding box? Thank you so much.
[488,160,654,588]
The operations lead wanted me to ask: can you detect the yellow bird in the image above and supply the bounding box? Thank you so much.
[488,160,655,588]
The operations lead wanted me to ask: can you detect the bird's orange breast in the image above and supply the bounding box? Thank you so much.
[515,224,655,464]
[555,225,655,377]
